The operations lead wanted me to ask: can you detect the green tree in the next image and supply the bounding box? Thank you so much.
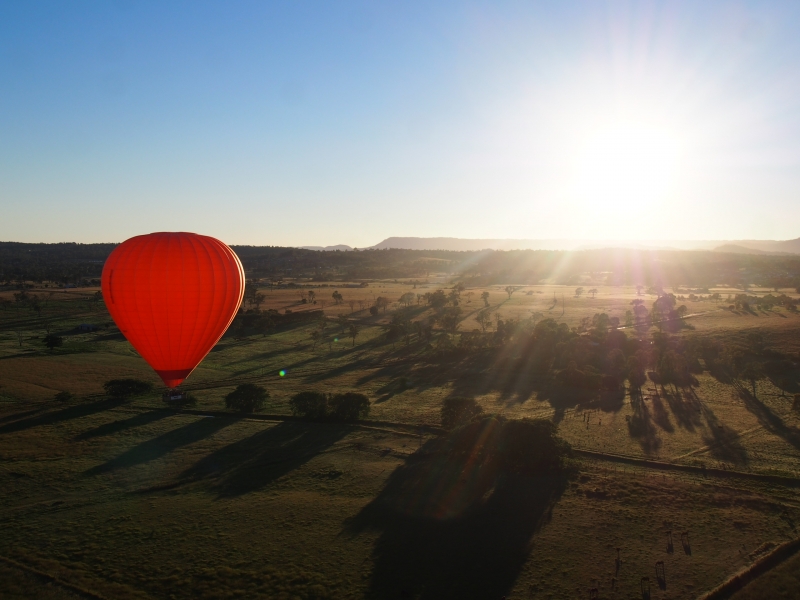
[575,287,584,297]
[375,296,390,313]
[225,384,269,413]
[289,391,328,418]
[328,392,370,421]
[427,290,448,310]
[480,291,490,307]
[332,290,343,305]
[476,309,492,333]
[309,329,322,350]
[104,379,153,399]
[348,323,361,347]
[399,292,415,307]
[438,306,462,333]
[44,333,63,350]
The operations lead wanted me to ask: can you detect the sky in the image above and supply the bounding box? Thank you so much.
[2,1,800,247]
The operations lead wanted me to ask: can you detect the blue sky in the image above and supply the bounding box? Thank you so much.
[2,1,800,246]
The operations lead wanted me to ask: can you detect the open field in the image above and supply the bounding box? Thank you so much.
[2,276,800,598]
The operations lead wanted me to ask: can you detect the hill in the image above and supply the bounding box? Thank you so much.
[369,237,800,254]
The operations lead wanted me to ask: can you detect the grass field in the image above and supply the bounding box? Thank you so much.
[2,279,800,598]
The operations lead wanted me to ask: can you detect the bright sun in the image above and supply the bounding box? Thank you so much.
[572,118,683,211]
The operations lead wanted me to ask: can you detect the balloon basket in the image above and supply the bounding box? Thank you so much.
[162,389,186,403]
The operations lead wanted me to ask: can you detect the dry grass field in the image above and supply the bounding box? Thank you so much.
[2,278,800,599]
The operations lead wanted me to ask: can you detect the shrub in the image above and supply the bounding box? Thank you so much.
[289,391,329,418]
[447,415,572,476]
[441,396,483,430]
[54,391,73,402]
[103,379,153,398]
[225,384,269,413]
[328,392,370,421]
[44,334,63,349]
[289,391,371,421]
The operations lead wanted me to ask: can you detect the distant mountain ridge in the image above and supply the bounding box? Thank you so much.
[365,236,800,254]
[296,237,800,254]
[300,244,354,252]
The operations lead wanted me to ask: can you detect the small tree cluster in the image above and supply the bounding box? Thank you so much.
[103,379,153,399]
[225,383,269,413]
[289,391,370,421]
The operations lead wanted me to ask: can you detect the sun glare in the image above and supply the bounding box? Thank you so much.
[572,118,683,212]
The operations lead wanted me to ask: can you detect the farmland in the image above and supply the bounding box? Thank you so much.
[2,246,800,599]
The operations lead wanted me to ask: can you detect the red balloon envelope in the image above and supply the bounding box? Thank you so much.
[101,232,245,388]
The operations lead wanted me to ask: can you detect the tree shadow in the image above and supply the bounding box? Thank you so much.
[343,421,568,599]
[664,389,703,432]
[0,405,50,425]
[85,416,235,475]
[75,410,170,440]
[650,396,674,433]
[0,397,125,435]
[627,396,662,454]
[700,405,749,465]
[175,421,350,497]
[738,388,800,451]
[374,375,414,403]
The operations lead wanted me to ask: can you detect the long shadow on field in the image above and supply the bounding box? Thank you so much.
[627,396,662,455]
[86,416,234,475]
[345,421,567,600]
[0,405,50,425]
[650,396,674,432]
[75,410,170,440]
[700,404,748,465]
[665,389,704,432]
[176,421,350,497]
[739,389,800,451]
[0,398,125,435]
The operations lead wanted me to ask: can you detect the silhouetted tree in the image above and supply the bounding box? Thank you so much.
[348,323,361,347]
[376,296,390,313]
[740,361,765,398]
[44,333,63,350]
[476,309,492,333]
[104,379,153,399]
[289,391,328,418]
[225,383,269,413]
[328,392,370,421]
[309,329,321,350]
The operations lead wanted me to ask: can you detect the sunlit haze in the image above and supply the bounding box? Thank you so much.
[2,1,800,246]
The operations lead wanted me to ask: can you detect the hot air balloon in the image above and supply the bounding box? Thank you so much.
[101,232,245,388]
